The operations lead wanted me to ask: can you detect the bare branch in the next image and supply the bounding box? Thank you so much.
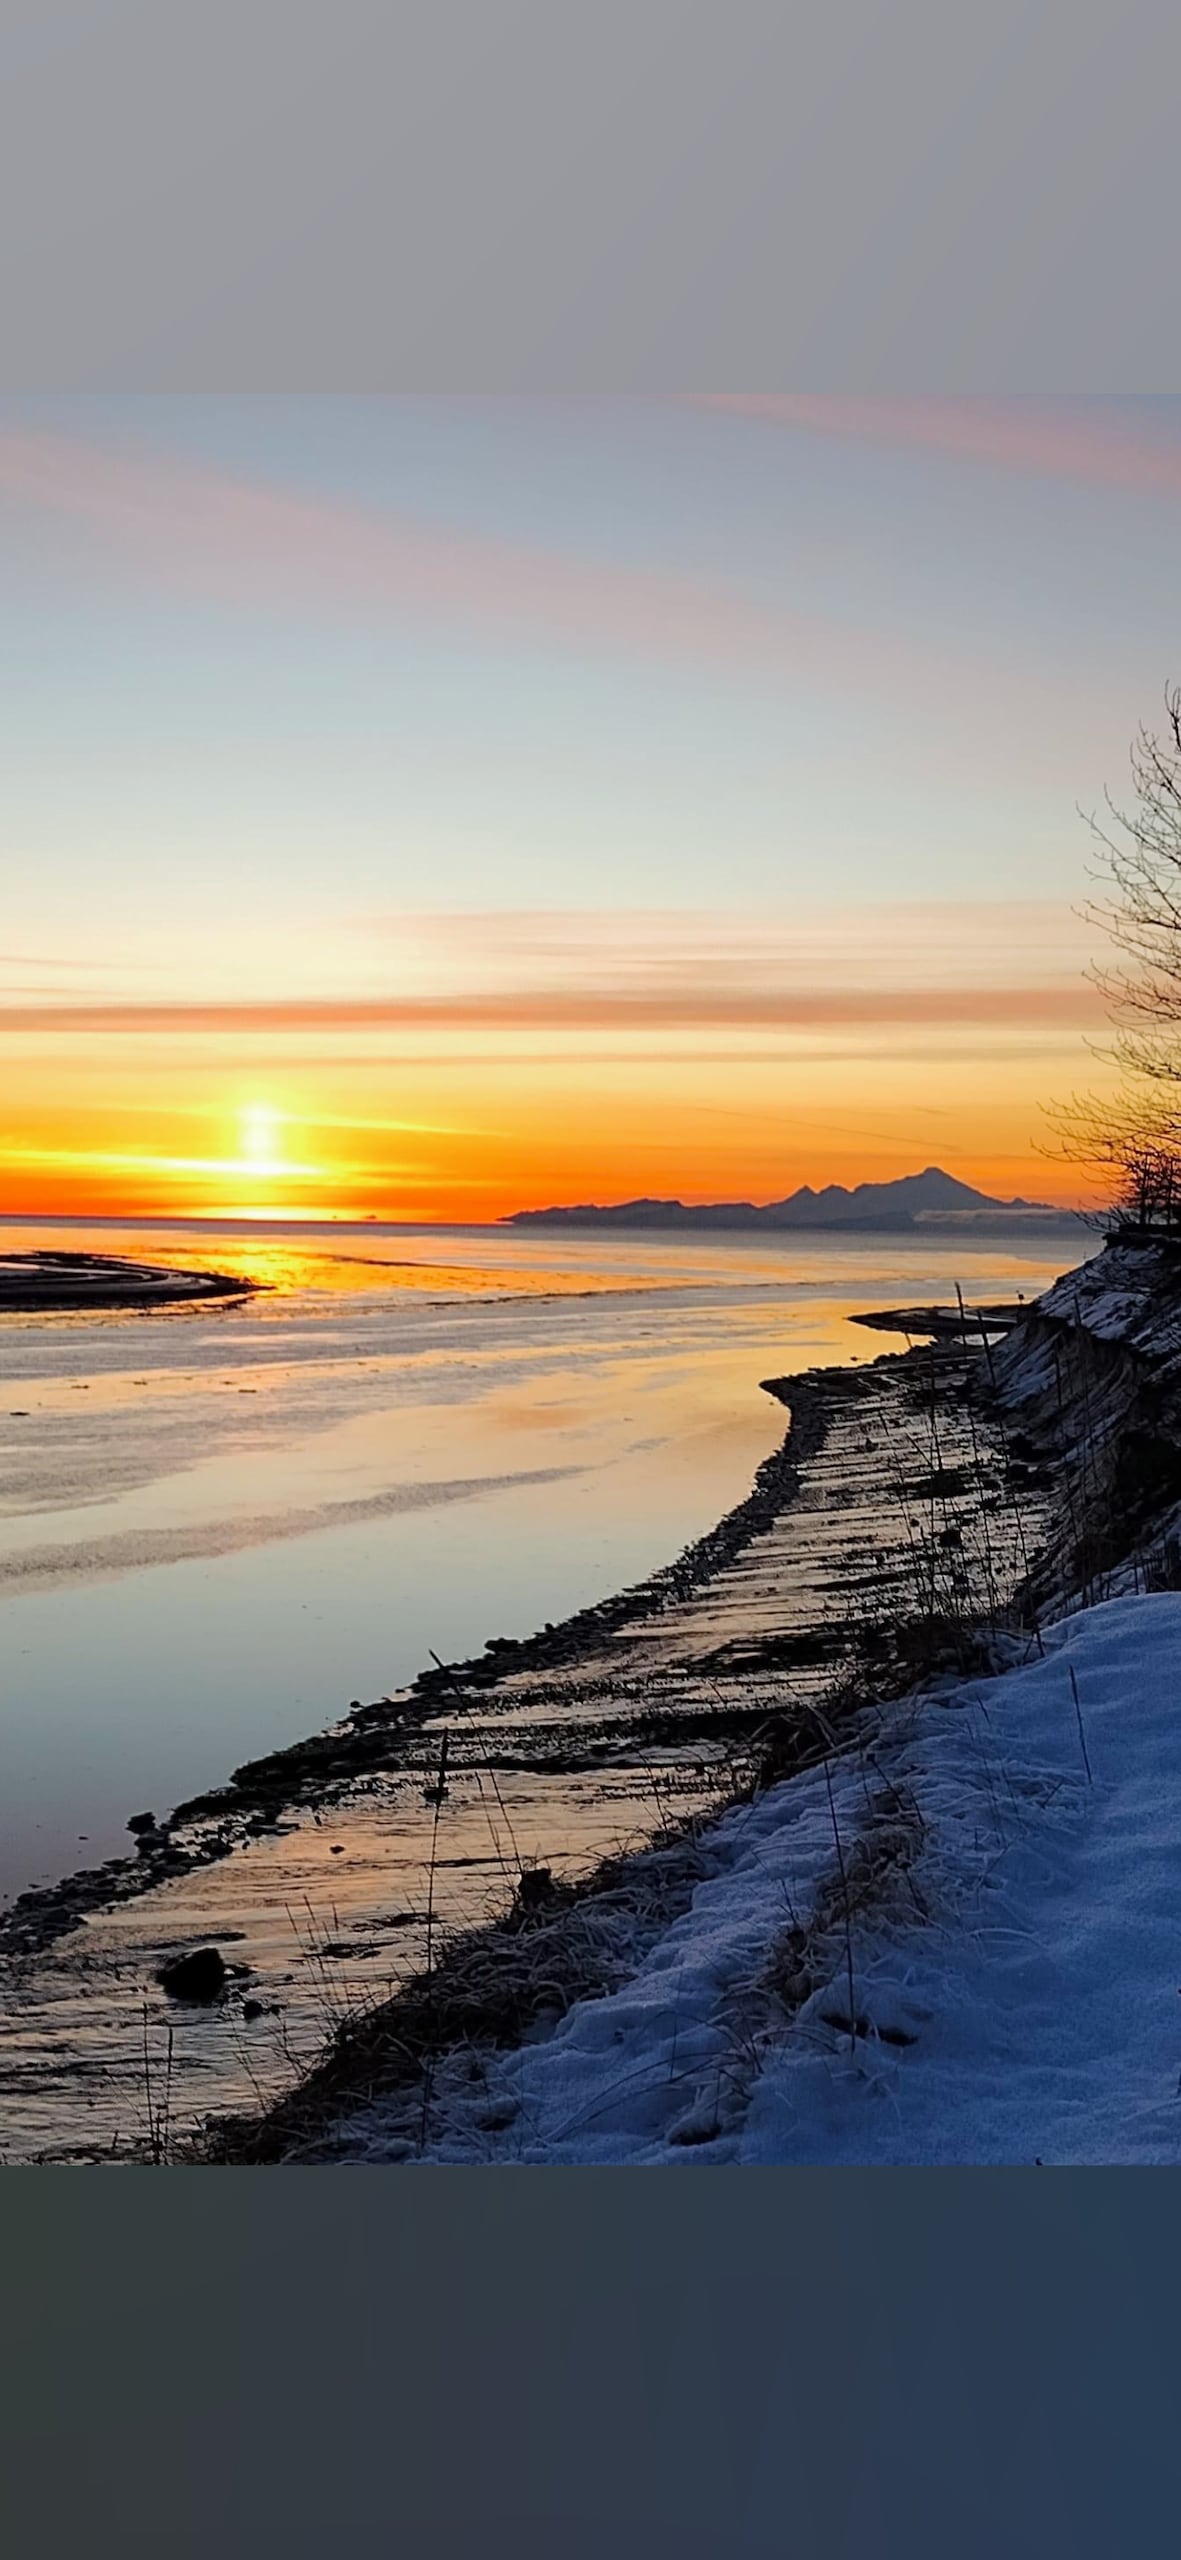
[1052,684,1181,1229]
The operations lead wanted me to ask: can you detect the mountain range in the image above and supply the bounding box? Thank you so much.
[504,1167,1073,1233]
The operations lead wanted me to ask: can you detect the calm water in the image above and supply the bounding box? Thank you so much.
[0,1215,1089,1904]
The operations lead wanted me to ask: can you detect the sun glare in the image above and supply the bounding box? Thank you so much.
[239,1101,283,1176]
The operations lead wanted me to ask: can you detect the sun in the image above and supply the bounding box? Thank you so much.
[239,1102,283,1177]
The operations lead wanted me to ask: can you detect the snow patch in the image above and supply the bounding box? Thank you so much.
[322,1595,1181,2165]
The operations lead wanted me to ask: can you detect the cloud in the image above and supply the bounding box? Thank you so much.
[0,984,1104,1036]
[0,419,1127,733]
[701,397,1181,499]
[0,903,1103,1042]
[0,420,817,677]
[374,900,1098,991]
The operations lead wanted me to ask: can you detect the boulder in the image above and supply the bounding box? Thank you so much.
[157,1946,227,2003]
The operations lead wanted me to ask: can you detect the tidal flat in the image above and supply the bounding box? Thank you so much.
[0,1217,1081,2160]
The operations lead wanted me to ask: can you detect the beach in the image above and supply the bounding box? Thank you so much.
[0,1217,1079,2161]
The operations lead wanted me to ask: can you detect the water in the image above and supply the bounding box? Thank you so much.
[0,1214,1088,1907]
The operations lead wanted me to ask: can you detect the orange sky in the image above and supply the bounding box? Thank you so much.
[0,904,1112,1222]
[3,395,1165,1225]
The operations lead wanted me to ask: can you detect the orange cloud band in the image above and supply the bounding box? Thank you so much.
[0,984,1106,1036]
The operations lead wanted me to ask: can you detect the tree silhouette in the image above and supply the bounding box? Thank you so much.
[1050,685,1181,1230]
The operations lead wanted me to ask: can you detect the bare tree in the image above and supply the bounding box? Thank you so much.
[1050,684,1181,1229]
[1048,1087,1181,1230]
[1084,682,1181,1082]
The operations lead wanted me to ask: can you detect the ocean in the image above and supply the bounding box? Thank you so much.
[0,1214,1091,1908]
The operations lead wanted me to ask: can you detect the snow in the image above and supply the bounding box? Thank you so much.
[323,1594,1181,2165]
[1018,1235,1181,1364]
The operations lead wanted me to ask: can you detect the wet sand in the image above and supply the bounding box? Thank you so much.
[0,1330,1053,2163]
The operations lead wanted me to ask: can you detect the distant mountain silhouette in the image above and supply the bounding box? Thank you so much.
[504,1167,1067,1233]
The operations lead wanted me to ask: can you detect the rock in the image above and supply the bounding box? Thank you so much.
[515,1865,555,1911]
[157,1946,228,2003]
[127,1810,157,1835]
[241,1997,265,2022]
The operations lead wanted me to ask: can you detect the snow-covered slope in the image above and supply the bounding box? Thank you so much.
[992,1235,1181,1610]
[995,1233,1181,1389]
[319,1596,1181,2166]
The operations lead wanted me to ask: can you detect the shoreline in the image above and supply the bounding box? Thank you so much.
[222,1238,1181,2169]
[204,1326,1054,2164]
[0,1367,829,1959]
[0,1318,1057,2162]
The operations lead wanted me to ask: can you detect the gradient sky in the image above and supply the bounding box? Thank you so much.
[4,394,1177,1222]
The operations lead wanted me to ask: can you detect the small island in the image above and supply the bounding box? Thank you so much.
[0,1250,262,1314]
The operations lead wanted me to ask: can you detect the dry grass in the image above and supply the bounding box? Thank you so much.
[195,1634,951,2166]
[194,1345,1047,2166]
[196,1818,723,2163]
[763,1782,926,2039]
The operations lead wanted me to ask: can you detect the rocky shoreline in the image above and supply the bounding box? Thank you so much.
[0,1311,1057,2162]
[0,1371,829,1962]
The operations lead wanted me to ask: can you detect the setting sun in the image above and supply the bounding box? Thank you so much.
[239,1102,283,1176]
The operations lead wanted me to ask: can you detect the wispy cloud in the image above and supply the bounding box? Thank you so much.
[373,901,1098,992]
[0,422,814,675]
[0,903,1102,1039]
[0,419,1127,730]
[702,397,1181,498]
[0,986,1104,1036]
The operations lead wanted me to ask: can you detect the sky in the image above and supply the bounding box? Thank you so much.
[3,393,1178,1223]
